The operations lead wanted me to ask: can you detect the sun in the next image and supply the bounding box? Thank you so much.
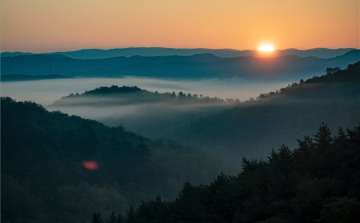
[258,45,275,52]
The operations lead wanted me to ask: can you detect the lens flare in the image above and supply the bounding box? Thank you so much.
[82,160,99,170]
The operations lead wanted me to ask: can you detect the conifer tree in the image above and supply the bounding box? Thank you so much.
[107,211,117,223]
[126,207,135,223]
[92,212,103,223]
[116,213,123,223]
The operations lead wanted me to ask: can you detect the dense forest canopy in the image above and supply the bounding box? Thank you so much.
[1,97,227,223]
[94,123,360,223]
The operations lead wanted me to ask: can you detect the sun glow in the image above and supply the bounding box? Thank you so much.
[258,45,276,52]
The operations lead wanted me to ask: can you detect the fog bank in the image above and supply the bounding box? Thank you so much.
[1,76,287,105]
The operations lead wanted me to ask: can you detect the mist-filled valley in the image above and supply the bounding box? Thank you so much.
[3,0,360,222]
[2,60,359,165]
[1,52,360,223]
[0,76,289,105]
[44,62,360,166]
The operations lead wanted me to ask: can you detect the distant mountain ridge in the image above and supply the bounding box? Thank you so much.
[2,50,360,81]
[1,74,72,82]
[1,47,356,59]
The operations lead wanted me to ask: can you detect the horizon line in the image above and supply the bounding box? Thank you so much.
[1,46,358,54]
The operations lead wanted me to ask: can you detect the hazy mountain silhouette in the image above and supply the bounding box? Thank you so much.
[2,50,359,81]
[1,47,355,59]
[1,74,72,82]
[1,51,34,57]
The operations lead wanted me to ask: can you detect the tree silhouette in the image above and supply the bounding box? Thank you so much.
[116,213,123,223]
[92,212,103,223]
[126,207,135,223]
[107,211,117,223]
[99,123,360,223]
[325,67,341,75]
[314,123,333,149]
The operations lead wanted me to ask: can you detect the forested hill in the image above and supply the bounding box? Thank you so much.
[51,85,230,107]
[249,61,360,101]
[49,86,235,142]
[84,85,143,95]
[305,62,360,83]
[1,97,227,223]
[169,62,360,164]
[98,123,360,223]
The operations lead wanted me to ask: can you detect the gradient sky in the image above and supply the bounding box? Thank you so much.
[1,0,359,53]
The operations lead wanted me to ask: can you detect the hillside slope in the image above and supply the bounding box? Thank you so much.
[101,123,360,223]
[1,97,227,223]
[177,62,360,164]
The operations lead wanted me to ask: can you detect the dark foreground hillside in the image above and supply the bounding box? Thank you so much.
[96,123,360,223]
[1,97,226,223]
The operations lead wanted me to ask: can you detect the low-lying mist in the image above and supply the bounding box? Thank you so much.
[0,76,288,105]
[48,86,237,139]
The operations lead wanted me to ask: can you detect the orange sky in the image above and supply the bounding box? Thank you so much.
[1,0,359,53]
